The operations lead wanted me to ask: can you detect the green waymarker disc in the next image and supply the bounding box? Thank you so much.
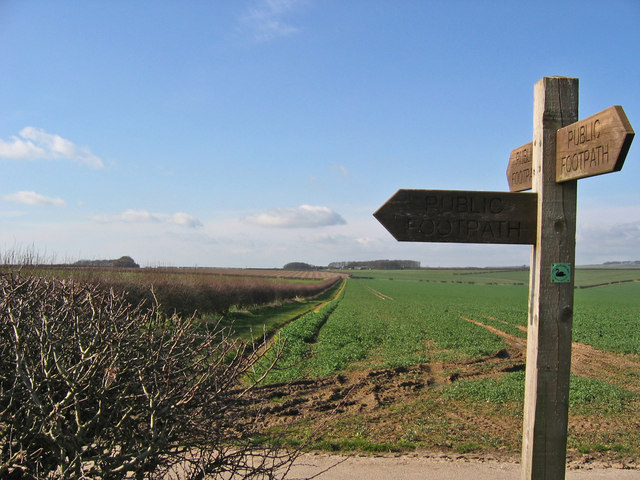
[551,263,571,283]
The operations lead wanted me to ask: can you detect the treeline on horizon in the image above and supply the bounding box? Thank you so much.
[329,259,421,270]
[284,259,421,270]
[72,255,140,268]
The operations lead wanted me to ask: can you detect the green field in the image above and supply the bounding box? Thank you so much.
[251,268,640,460]
[349,267,640,288]
[263,268,640,377]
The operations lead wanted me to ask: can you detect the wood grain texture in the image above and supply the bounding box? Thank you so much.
[521,77,578,480]
[507,141,533,191]
[373,189,537,244]
[556,105,634,182]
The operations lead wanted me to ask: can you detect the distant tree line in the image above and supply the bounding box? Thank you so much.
[73,255,140,268]
[283,262,317,270]
[328,259,421,270]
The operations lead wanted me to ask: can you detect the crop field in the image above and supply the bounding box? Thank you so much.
[251,268,640,463]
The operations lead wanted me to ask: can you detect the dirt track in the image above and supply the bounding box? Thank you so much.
[284,453,640,479]
[244,315,640,471]
[460,315,640,392]
[254,315,640,431]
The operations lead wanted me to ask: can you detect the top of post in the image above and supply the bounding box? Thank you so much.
[534,77,579,129]
[533,77,579,192]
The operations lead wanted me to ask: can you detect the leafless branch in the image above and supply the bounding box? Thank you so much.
[0,273,298,479]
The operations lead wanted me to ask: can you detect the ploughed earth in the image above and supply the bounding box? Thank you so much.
[243,318,640,470]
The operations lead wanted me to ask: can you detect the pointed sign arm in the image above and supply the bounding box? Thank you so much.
[374,189,537,245]
[555,105,634,182]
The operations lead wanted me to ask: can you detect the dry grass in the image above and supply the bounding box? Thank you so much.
[0,264,343,316]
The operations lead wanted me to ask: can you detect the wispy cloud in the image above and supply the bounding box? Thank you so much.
[3,190,66,207]
[0,127,104,169]
[170,212,204,228]
[355,236,382,248]
[240,0,304,42]
[91,209,202,228]
[577,220,640,263]
[245,204,346,228]
[332,164,349,177]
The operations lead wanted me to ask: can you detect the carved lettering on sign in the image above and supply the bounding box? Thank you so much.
[373,190,537,245]
[556,106,634,182]
[405,216,523,242]
[425,194,504,215]
[559,144,609,175]
[507,142,533,192]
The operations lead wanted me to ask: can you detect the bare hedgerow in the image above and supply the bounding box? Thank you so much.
[0,273,295,480]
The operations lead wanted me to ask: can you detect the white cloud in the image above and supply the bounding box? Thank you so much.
[332,164,349,177]
[3,190,66,207]
[576,220,640,263]
[241,0,303,41]
[355,236,381,248]
[91,209,202,228]
[121,210,160,223]
[169,212,203,228]
[245,204,346,228]
[0,137,47,158]
[0,127,104,168]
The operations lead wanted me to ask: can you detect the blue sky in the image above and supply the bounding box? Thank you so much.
[1,0,639,268]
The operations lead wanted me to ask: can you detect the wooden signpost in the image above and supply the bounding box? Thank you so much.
[373,189,537,245]
[374,76,634,480]
[507,105,634,192]
[507,142,533,192]
[556,105,634,183]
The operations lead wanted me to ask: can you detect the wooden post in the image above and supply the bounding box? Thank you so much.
[521,77,579,479]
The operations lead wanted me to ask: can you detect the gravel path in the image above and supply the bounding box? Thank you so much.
[283,453,640,480]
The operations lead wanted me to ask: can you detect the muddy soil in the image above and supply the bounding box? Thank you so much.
[243,318,640,470]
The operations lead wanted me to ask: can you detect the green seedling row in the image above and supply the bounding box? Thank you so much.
[268,269,639,376]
